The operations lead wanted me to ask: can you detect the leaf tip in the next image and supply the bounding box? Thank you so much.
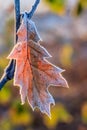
[62,78,69,88]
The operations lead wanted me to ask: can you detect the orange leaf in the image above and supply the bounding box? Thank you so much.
[7,13,68,117]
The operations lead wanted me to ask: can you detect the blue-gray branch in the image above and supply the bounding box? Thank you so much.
[0,0,20,90]
[27,0,40,19]
[0,0,40,90]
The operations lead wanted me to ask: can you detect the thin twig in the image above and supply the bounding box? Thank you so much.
[0,0,20,90]
[27,0,40,19]
[0,0,40,89]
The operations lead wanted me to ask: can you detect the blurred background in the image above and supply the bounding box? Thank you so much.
[0,0,87,130]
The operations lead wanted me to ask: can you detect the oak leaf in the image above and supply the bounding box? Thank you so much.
[7,13,68,117]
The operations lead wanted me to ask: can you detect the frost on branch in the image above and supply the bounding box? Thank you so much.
[7,13,68,117]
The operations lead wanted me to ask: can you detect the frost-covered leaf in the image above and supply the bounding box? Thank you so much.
[7,13,68,117]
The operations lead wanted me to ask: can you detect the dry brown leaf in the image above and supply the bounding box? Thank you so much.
[7,13,68,117]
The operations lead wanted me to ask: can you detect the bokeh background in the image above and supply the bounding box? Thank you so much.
[0,0,87,130]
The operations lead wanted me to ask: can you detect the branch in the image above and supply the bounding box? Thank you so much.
[0,0,40,90]
[27,0,40,19]
[0,0,20,90]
